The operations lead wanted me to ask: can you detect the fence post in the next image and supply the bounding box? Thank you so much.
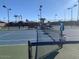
[28,41,32,59]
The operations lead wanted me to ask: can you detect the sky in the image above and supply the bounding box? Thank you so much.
[0,0,78,22]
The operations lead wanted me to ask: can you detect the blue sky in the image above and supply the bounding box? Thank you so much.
[0,0,78,22]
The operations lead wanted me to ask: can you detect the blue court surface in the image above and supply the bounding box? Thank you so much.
[0,29,60,59]
[0,30,37,45]
[0,29,60,45]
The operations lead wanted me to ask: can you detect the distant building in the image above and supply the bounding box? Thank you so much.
[0,21,6,27]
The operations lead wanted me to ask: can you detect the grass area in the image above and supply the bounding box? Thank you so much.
[0,45,28,59]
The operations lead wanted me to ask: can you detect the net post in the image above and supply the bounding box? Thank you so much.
[28,41,32,59]
[35,29,38,59]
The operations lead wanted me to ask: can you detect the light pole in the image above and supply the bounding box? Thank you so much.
[68,4,77,27]
[39,4,46,29]
[3,5,11,23]
[39,5,43,18]
[20,15,22,21]
[39,5,43,28]
[77,0,79,21]
[54,14,57,21]
[3,5,11,29]
[38,14,40,20]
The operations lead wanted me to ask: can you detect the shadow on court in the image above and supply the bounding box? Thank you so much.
[39,48,60,59]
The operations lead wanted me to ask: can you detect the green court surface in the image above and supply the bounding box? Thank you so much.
[0,45,28,59]
[0,29,60,59]
[0,29,37,59]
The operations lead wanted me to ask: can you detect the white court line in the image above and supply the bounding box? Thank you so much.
[0,39,28,41]
[0,39,36,41]
[0,44,28,47]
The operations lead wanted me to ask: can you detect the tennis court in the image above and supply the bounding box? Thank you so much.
[28,29,61,59]
[0,29,36,40]
[0,29,37,59]
[0,27,61,59]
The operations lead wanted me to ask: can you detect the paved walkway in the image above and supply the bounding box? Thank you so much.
[55,44,79,59]
[55,26,79,59]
